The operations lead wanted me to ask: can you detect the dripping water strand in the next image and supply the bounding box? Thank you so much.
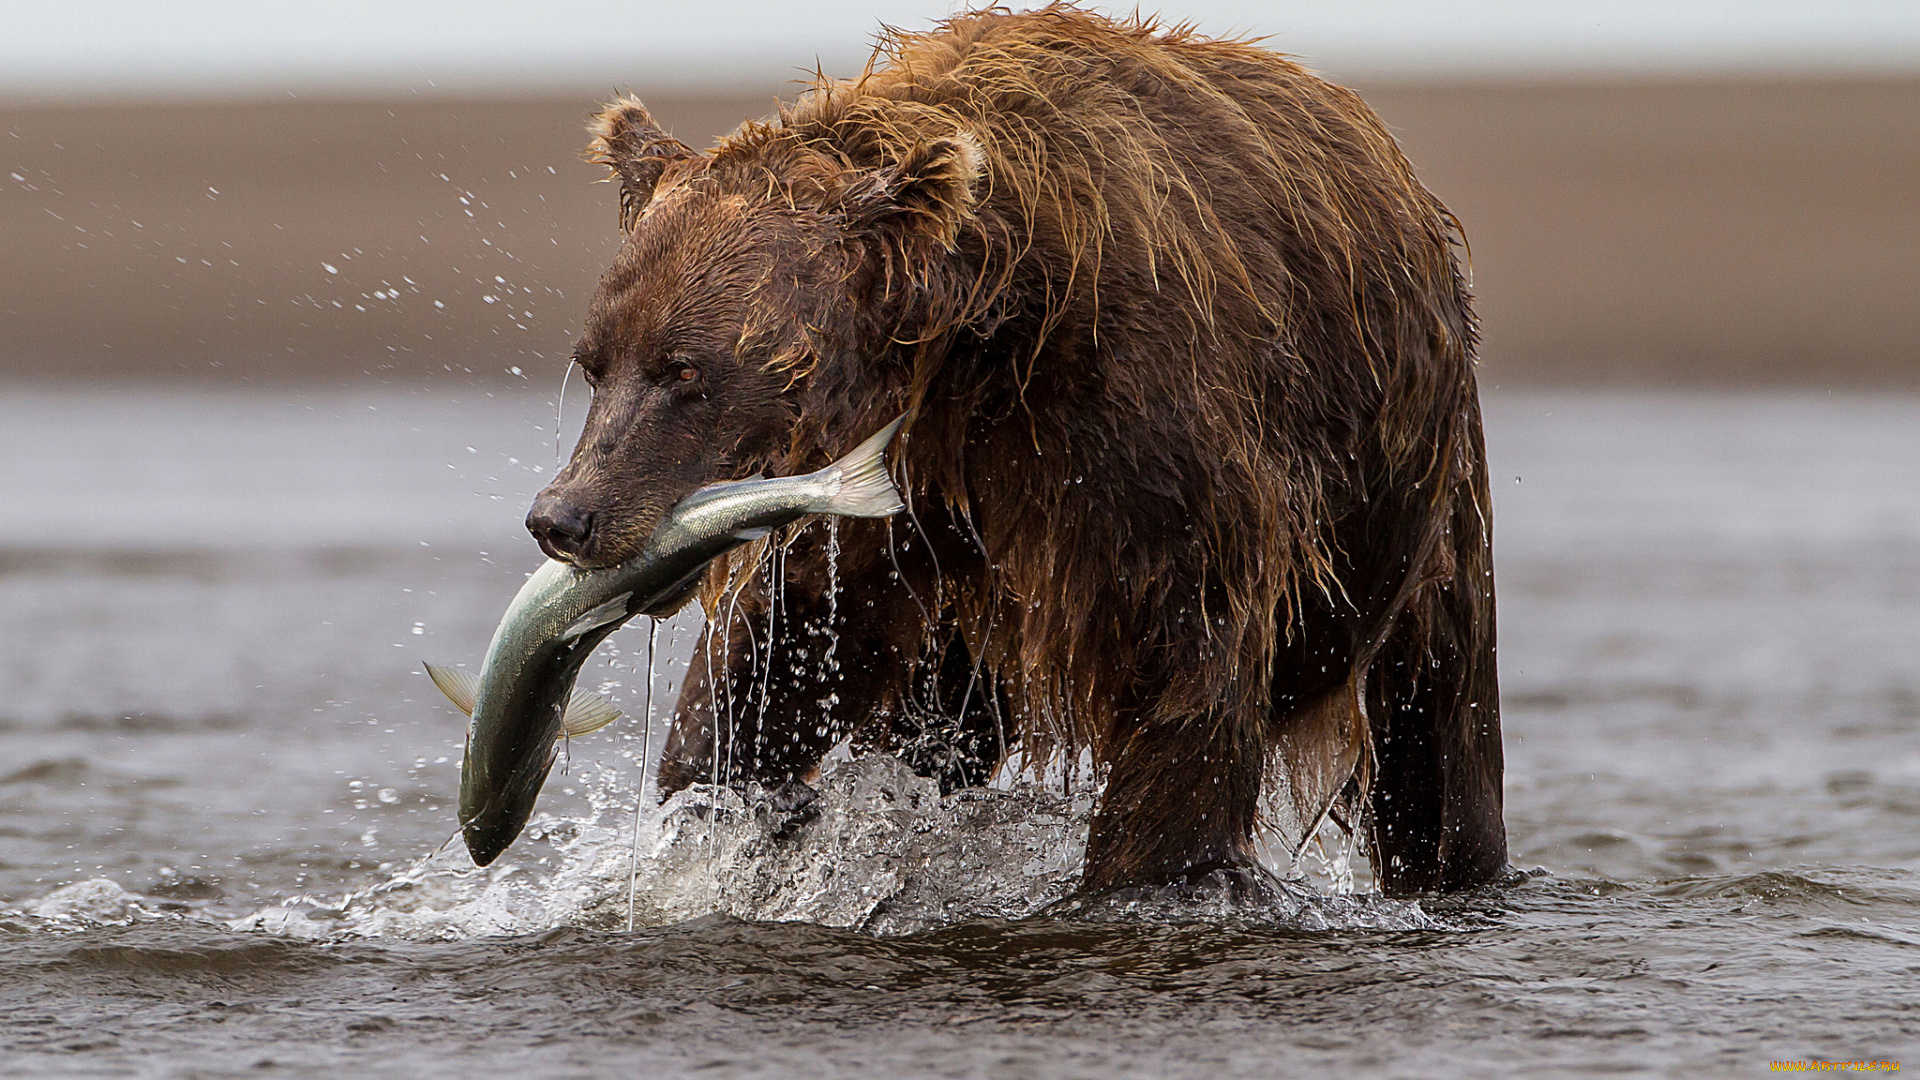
[626,617,658,932]
[958,596,1004,780]
[820,518,842,734]
[709,561,752,906]
[884,518,933,637]
[719,561,754,784]
[554,359,576,469]
[754,537,782,773]
[699,602,721,907]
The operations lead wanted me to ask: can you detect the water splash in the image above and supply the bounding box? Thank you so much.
[1302,821,1365,894]
[27,878,146,925]
[213,754,1427,941]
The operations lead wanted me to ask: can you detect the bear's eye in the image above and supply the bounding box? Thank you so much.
[665,356,699,384]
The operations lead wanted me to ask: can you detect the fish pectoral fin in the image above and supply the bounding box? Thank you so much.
[732,526,773,541]
[424,662,479,717]
[559,592,634,642]
[559,688,623,738]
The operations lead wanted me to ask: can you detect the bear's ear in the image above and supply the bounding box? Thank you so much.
[847,133,984,252]
[587,97,699,230]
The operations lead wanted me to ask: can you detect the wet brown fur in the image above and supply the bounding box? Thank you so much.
[549,5,1506,895]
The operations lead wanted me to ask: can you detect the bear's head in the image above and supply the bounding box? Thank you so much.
[526,97,982,599]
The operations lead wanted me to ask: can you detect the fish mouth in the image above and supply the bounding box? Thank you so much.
[458,737,559,867]
[454,618,626,867]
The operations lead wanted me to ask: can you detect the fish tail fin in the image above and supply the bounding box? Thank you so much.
[821,413,906,518]
[424,662,479,717]
[560,688,623,738]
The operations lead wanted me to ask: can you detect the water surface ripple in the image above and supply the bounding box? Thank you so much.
[2,389,1916,1078]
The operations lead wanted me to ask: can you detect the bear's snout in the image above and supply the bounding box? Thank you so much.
[526,493,595,564]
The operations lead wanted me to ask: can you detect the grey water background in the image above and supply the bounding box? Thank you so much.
[0,385,1916,1076]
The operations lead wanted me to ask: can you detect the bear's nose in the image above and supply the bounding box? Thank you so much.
[526,493,594,563]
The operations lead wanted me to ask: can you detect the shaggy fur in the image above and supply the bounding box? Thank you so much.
[539,5,1506,896]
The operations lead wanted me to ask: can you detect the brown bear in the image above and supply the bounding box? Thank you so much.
[526,4,1506,897]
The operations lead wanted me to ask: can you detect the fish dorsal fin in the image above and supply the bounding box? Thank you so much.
[424,662,479,717]
[561,688,623,738]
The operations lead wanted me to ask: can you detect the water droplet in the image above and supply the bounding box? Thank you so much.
[322,262,338,274]
[376,788,399,804]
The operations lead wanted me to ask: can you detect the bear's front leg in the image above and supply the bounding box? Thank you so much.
[1079,708,1268,896]
[657,584,847,797]
[655,544,926,799]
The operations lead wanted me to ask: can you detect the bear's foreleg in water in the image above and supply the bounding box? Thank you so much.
[658,514,1008,800]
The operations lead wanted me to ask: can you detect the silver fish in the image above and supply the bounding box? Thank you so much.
[427,415,906,866]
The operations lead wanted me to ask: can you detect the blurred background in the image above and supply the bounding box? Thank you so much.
[1,1,1917,916]
[3,0,1917,386]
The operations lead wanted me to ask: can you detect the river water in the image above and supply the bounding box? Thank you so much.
[1,386,1915,1077]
